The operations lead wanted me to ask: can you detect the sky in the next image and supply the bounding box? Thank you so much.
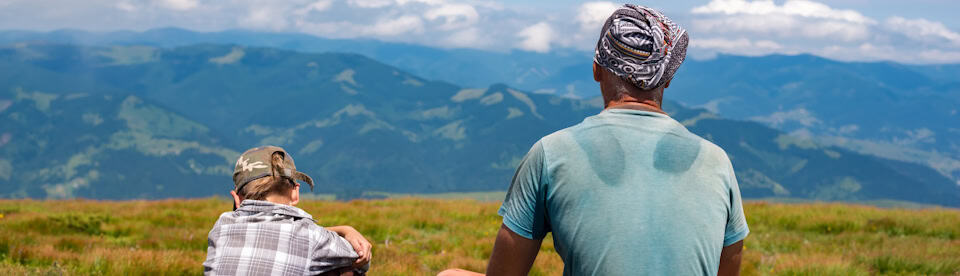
[2,0,960,64]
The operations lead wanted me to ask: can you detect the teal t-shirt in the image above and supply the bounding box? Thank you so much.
[498,108,749,275]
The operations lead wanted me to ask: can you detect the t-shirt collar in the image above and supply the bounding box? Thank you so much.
[602,107,672,118]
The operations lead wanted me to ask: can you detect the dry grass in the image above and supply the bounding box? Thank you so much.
[0,199,957,275]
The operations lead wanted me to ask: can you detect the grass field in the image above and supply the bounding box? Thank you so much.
[0,198,958,275]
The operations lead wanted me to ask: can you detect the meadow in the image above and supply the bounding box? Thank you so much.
[0,198,957,275]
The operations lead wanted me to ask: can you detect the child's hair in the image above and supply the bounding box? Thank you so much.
[237,152,296,200]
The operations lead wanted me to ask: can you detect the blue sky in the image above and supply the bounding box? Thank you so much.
[2,0,960,64]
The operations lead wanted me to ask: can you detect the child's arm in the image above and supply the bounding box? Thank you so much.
[310,226,370,275]
[203,214,228,273]
[325,225,373,267]
[319,266,358,276]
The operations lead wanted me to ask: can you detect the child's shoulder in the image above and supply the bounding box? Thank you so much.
[218,210,236,219]
[211,211,239,226]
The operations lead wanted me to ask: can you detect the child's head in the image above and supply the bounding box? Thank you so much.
[231,146,314,208]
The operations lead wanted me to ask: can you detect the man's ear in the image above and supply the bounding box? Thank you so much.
[230,190,242,210]
[593,62,603,82]
[289,184,300,206]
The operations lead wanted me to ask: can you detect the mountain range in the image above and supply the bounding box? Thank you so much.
[4,28,957,186]
[0,40,957,206]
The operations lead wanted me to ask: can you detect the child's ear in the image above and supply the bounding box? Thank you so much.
[230,190,242,210]
[289,183,300,206]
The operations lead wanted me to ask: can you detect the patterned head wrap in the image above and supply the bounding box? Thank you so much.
[594,4,688,90]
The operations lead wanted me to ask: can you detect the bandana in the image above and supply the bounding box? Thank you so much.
[594,4,688,90]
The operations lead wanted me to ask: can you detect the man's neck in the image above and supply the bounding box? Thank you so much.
[605,99,666,114]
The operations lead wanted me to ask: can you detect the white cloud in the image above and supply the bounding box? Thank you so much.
[687,1,960,63]
[686,0,906,61]
[115,1,137,12]
[778,0,873,24]
[397,0,445,6]
[424,3,479,30]
[159,0,199,10]
[799,21,870,41]
[818,43,960,64]
[289,1,489,46]
[348,0,445,8]
[294,0,334,15]
[347,0,394,8]
[692,0,874,24]
[576,2,618,31]
[691,1,871,42]
[754,40,783,50]
[294,20,354,38]
[917,49,960,63]
[691,37,783,56]
[440,27,484,48]
[6,0,960,65]
[885,17,960,47]
[366,15,424,36]
[240,6,290,31]
[693,15,796,34]
[517,22,554,53]
[470,1,503,11]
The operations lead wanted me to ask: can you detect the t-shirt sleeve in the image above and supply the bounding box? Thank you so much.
[497,141,550,240]
[722,155,750,246]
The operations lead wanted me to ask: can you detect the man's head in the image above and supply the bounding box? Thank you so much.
[593,4,688,108]
[231,146,315,209]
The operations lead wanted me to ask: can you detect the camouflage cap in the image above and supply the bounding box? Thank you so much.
[233,146,315,192]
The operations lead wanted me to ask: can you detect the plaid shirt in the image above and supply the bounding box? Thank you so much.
[204,200,368,275]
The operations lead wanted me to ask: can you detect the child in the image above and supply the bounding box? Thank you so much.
[204,146,371,275]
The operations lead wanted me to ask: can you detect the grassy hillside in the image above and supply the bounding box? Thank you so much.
[0,199,957,275]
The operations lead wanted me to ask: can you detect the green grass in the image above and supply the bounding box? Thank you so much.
[0,199,957,275]
[367,191,507,202]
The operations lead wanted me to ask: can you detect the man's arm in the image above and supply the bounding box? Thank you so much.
[717,240,743,276]
[719,152,747,276]
[486,224,543,276]
[439,142,548,276]
[438,224,542,276]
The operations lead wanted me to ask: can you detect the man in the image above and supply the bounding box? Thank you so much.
[440,4,748,276]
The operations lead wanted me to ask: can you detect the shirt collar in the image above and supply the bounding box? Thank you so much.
[597,108,688,132]
[236,199,314,220]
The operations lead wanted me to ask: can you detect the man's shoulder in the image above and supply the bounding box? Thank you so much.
[537,117,593,148]
[670,127,731,165]
[681,129,726,155]
[671,131,738,181]
[693,133,731,162]
[539,127,572,146]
